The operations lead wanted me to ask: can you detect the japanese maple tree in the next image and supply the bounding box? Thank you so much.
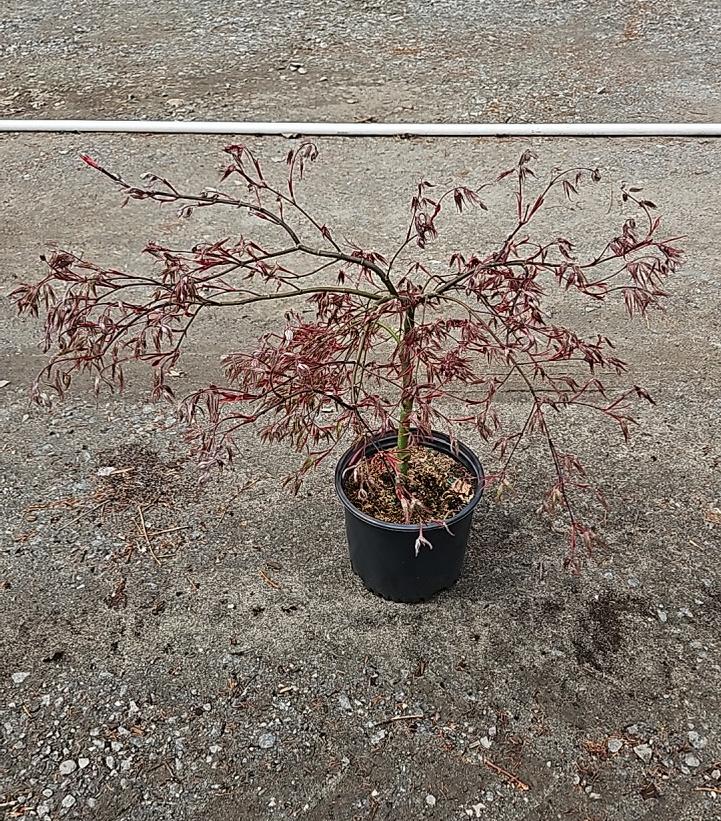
[12,143,683,567]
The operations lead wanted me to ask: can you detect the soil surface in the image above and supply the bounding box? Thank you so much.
[344,446,475,524]
[2,3,721,821]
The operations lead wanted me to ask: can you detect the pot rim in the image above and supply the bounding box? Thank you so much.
[334,429,485,533]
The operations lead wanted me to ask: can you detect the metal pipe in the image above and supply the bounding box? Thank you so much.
[1,119,720,137]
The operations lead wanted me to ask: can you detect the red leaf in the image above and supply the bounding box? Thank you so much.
[80,154,100,169]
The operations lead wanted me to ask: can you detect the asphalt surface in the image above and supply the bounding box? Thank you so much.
[1,0,721,124]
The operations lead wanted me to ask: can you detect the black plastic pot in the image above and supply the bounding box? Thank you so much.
[335,430,484,603]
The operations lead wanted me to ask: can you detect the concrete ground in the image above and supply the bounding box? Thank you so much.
[1,2,721,820]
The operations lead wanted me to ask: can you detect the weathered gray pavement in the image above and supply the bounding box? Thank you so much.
[1,3,721,820]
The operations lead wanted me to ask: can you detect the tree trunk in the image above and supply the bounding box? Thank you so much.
[396,306,415,479]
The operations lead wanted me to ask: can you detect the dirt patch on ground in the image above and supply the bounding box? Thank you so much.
[573,592,637,671]
[94,443,184,512]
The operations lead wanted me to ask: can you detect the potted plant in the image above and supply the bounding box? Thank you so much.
[12,144,683,601]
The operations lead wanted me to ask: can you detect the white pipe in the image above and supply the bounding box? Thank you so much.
[1,119,720,137]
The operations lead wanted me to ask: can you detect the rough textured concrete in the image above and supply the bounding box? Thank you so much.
[1,3,721,821]
[2,0,721,124]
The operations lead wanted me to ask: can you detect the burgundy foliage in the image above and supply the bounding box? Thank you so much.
[12,144,683,568]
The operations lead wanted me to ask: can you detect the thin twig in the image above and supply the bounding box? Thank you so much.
[259,569,280,590]
[374,713,424,727]
[484,757,531,791]
[137,505,162,566]
[217,480,259,525]
[144,759,167,772]
[581,663,625,689]
[239,671,259,700]
[25,497,82,513]
[147,525,191,538]
[56,500,109,533]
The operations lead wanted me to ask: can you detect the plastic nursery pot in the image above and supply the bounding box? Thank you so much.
[335,430,484,603]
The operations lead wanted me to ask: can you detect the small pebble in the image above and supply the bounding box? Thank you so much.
[258,733,276,749]
[426,793,436,807]
[688,731,707,750]
[684,753,701,768]
[634,743,653,764]
[59,759,76,775]
[607,738,623,754]
[78,758,90,769]
[370,729,387,746]
[11,672,30,685]
[338,694,352,711]
[61,795,76,809]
